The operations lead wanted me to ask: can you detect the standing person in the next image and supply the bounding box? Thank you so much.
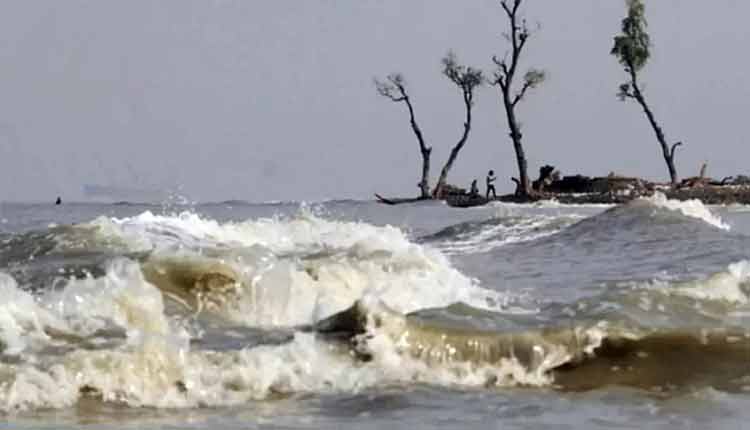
[486,170,497,199]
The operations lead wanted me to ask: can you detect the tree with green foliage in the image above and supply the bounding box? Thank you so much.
[433,51,484,198]
[492,0,546,198]
[612,0,682,185]
[375,74,433,199]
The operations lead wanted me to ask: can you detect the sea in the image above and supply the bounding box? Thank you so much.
[0,194,749,429]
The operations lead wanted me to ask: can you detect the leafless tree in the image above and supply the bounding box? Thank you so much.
[492,0,546,197]
[433,52,484,198]
[375,74,432,198]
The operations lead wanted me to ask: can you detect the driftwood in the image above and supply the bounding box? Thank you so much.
[374,194,429,206]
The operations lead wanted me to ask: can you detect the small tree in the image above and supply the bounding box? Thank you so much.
[433,52,484,198]
[375,74,432,198]
[492,0,546,197]
[612,0,681,185]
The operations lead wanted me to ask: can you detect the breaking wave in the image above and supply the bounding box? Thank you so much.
[0,258,749,411]
[80,211,520,325]
[0,204,748,413]
[640,192,730,230]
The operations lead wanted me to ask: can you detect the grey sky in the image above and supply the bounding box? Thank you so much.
[1,1,748,202]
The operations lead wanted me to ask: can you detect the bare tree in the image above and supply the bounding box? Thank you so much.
[492,0,546,198]
[433,52,484,198]
[612,0,681,185]
[374,74,432,199]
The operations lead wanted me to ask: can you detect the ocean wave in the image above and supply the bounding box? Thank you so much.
[88,209,430,254]
[20,210,523,325]
[0,265,536,412]
[639,260,750,305]
[490,200,616,210]
[639,192,730,230]
[2,262,750,412]
[316,298,750,393]
[421,214,583,255]
[0,260,182,357]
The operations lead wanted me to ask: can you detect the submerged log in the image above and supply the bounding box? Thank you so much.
[374,193,430,205]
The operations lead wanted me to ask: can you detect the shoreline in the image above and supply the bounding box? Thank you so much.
[438,184,750,207]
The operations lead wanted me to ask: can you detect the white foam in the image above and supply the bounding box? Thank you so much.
[90,209,418,255]
[4,323,558,412]
[0,269,589,412]
[0,274,59,355]
[86,211,520,326]
[641,192,730,231]
[632,261,750,305]
[0,304,555,412]
[0,262,193,411]
[0,260,187,357]
[672,261,750,304]
[42,259,177,337]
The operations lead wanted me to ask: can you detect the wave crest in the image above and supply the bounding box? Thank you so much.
[640,192,730,230]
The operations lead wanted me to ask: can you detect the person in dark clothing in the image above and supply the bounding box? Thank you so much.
[486,170,497,199]
[55,196,62,205]
[469,179,479,196]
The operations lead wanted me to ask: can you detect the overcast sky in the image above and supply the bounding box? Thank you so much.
[1,1,748,202]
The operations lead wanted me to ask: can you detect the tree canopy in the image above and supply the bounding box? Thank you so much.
[611,0,651,73]
[442,51,484,98]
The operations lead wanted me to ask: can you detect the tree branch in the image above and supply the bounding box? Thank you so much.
[374,76,408,102]
[512,81,531,106]
[500,1,513,19]
[670,141,683,160]
[512,0,521,15]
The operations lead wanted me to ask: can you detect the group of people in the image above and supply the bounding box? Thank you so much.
[469,170,496,199]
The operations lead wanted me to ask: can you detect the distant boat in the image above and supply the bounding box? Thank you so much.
[445,194,490,208]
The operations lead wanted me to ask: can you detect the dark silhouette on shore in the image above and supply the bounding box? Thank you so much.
[469,179,479,196]
[55,197,61,205]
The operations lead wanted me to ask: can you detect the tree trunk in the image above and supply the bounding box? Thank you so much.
[494,0,534,199]
[419,147,432,198]
[502,90,531,196]
[434,92,473,197]
[630,78,679,185]
[405,98,432,198]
